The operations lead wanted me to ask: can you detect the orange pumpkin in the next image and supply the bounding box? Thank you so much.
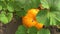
[22,8,44,29]
[22,17,37,28]
[22,9,39,27]
[35,23,44,30]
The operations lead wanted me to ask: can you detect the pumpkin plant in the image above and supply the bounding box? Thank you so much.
[22,8,44,29]
[16,0,60,34]
[36,0,60,27]
[0,0,26,24]
[0,1,14,24]
[0,0,60,34]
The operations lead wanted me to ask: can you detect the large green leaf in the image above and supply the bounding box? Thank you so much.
[48,11,60,25]
[15,25,27,34]
[36,10,60,26]
[40,0,60,10]
[37,29,50,34]
[36,9,50,26]
[0,11,8,24]
[52,11,60,25]
[0,11,13,24]
[36,0,60,26]
[27,27,38,34]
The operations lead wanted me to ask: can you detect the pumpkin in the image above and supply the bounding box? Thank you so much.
[22,8,44,29]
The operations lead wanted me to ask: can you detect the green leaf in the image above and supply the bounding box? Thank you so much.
[18,0,26,5]
[53,11,60,21]
[40,0,49,9]
[29,0,40,8]
[13,0,26,11]
[7,1,14,12]
[0,11,13,24]
[40,0,60,10]
[27,27,38,34]
[0,1,7,10]
[36,9,50,26]
[12,1,21,11]
[37,29,50,34]
[16,10,26,17]
[53,0,60,11]
[36,0,60,26]
[0,11,8,24]
[6,13,13,22]
[0,0,5,1]
[15,25,27,34]
[51,11,60,25]
[13,0,40,15]
[0,5,2,10]
[0,1,6,10]
[49,12,57,25]
[23,0,40,12]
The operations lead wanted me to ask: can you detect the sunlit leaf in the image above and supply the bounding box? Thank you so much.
[40,0,60,10]
[0,5,2,10]
[0,0,5,1]
[0,11,8,24]
[49,12,57,25]
[40,0,49,9]
[6,13,13,22]
[0,11,13,24]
